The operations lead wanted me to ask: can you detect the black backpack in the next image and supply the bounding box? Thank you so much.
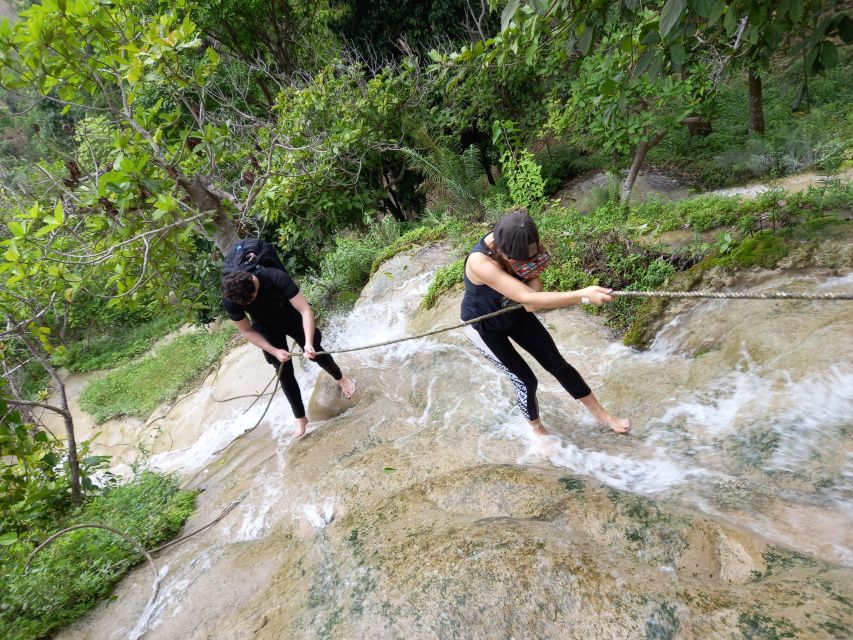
[222,238,287,276]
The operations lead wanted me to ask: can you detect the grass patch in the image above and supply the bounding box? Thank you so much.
[79,326,233,423]
[421,257,465,309]
[0,471,195,640]
[53,314,184,373]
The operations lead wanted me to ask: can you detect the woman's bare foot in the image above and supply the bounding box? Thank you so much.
[579,393,631,434]
[338,376,356,399]
[599,413,631,434]
[528,418,550,437]
[294,416,309,438]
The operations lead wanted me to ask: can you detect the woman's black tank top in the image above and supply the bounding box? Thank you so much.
[460,236,524,332]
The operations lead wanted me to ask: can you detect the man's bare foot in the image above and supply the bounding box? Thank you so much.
[294,416,309,438]
[528,419,550,437]
[338,376,356,399]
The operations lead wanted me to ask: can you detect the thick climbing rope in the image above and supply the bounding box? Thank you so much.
[288,288,853,358]
[211,286,852,454]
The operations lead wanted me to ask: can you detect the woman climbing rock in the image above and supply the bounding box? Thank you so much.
[461,209,630,436]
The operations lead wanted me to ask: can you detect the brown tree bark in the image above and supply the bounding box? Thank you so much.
[621,128,668,204]
[174,174,240,251]
[748,70,766,134]
[16,330,81,505]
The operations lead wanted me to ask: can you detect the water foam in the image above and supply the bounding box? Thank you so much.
[301,497,337,529]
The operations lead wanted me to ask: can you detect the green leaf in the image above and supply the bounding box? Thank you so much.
[530,0,548,14]
[34,222,59,237]
[689,0,715,18]
[669,43,686,65]
[788,0,804,23]
[791,81,808,111]
[819,41,839,69]
[7,221,25,238]
[0,532,17,546]
[660,0,687,38]
[54,200,64,224]
[723,6,738,33]
[578,25,594,55]
[383,467,396,474]
[501,0,520,32]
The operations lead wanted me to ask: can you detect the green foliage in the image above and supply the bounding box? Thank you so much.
[329,0,491,60]
[713,233,793,270]
[401,130,488,218]
[79,326,233,423]
[0,472,196,640]
[549,22,712,167]
[503,149,545,208]
[0,394,68,536]
[319,236,383,298]
[421,257,465,309]
[650,51,853,187]
[52,314,183,373]
[260,60,427,266]
[180,0,333,74]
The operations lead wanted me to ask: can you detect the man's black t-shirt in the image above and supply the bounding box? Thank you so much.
[223,267,302,334]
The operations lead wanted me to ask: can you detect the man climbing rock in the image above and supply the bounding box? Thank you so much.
[221,262,356,438]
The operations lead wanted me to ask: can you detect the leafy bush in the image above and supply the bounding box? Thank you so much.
[0,472,195,640]
[0,397,70,538]
[503,149,545,208]
[79,326,233,423]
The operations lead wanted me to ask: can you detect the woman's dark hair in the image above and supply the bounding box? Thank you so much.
[221,271,256,305]
[486,240,516,275]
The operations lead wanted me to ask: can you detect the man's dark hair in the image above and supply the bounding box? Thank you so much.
[221,271,256,306]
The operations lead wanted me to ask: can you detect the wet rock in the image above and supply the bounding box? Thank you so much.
[307,375,355,421]
[717,532,764,584]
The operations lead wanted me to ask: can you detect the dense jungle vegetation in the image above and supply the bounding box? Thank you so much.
[0,1,851,637]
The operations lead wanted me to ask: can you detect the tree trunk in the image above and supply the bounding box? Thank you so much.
[621,128,668,204]
[175,174,239,251]
[17,330,81,505]
[748,70,765,134]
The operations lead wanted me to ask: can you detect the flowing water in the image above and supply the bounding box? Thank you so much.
[55,246,852,639]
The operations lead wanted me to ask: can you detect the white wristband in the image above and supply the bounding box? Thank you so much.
[581,296,590,305]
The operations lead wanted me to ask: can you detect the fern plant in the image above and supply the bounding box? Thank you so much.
[400,129,487,220]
